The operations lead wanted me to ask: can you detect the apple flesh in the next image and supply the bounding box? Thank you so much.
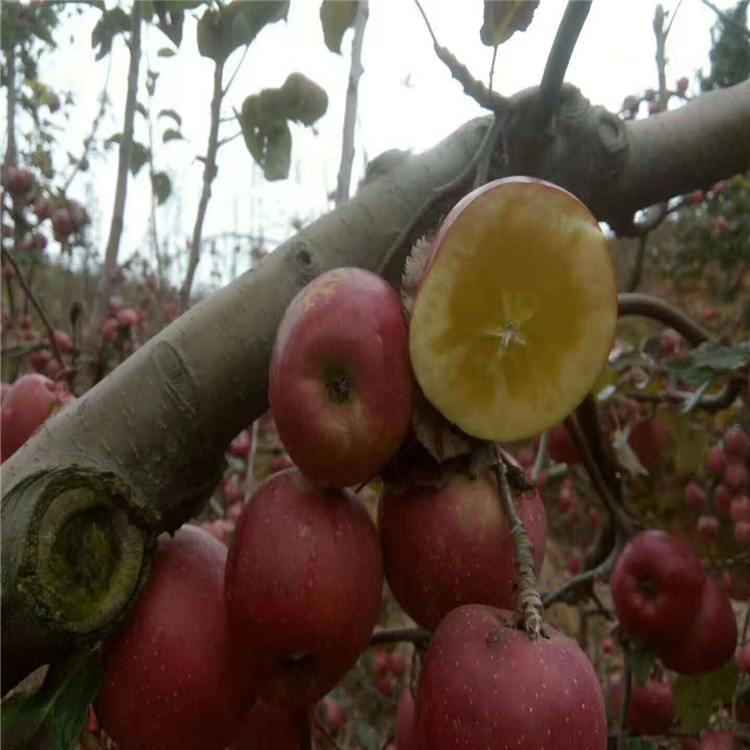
[408,177,617,443]
[608,677,674,735]
[658,577,737,675]
[269,267,412,488]
[1,373,62,460]
[610,530,705,647]
[95,526,247,750]
[225,469,383,708]
[378,468,546,630]
[414,605,607,749]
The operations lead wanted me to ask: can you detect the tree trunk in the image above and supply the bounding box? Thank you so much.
[2,79,749,693]
[75,5,143,395]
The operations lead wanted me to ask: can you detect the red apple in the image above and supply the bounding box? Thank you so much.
[414,605,607,750]
[389,651,406,677]
[714,484,732,511]
[676,76,689,94]
[661,328,681,354]
[378,468,546,631]
[4,167,33,197]
[725,462,749,494]
[268,268,412,488]
[117,307,139,327]
[225,469,383,708]
[51,208,74,240]
[658,577,737,675]
[702,307,716,322]
[396,687,417,750]
[1,373,62,460]
[372,649,390,677]
[323,698,345,733]
[29,347,51,372]
[706,446,728,475]
[700,731,736,750]
[568,551,583,576]
[734,520,750,546]
[608,677,674,735]
[231,700,308,750]
[377,674,394,697]
[628,417,667,471]
[715,215,727,232]
[697,514,719,541]
[601,637,614,654]
[19,314,32,329]
[610,530,705,646]
[229,429,251,458]
[684,482,707,510]
[724,427,749,458]
[34,197,53,221]
[53,329,72,353]
[688,189,703,205]
[95,526,247,750]
[546,423,581,464]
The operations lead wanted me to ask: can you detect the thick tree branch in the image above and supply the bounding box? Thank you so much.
[3,80,749,691]
[334,0,368,207]
[75,4,143,394]
[179,59,225,312]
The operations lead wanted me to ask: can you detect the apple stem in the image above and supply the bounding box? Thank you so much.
[531,431,548,484]
[494,450,544,639]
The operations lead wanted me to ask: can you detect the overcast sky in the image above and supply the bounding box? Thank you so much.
[19,0,735,292]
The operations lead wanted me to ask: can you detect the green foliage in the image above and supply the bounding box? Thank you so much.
[91,7,131,60]
[320,0,359,54]
[701,0,749,91]
[159,109,183,127]
[163,128,184,143]
[197,1,289,63]
[153,0,207,48]
[673,660,739,734]
[666,341,750,386]
[1,1,60,53]
[105,135,151,175]
[480,0,538,47]
[1,651,102,750]
[627,740,657,750]
[238,73,328,180]
[629,641,657,687]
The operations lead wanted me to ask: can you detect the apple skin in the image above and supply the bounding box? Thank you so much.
[225,469,383,709]
[95,526,248,750]
[608,677,674,735]
[231,700,308,750]
[378,469,546,631]
[546,423,580,464]
[1,373,62,460]
[396,687,417,750]
[658,576,737,675]
[700,731,736,750]
[414,605,607,750]
[610,530,705,647]
[269,268,412,488]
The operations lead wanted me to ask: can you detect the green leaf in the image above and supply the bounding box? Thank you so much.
[135,101,147,118]
[238,73,327,181]
[319,0,358,54]
[159,109,182,127]
[666,342,750,386]
[480,0,538,47]
[162,128,184,143]
[627,740,658,750]
[129,141,151,176]
[153,1,186,46]
[1,651,102,750]
[151,171,172,205]
[197,1,289,62]
[629,641,657,686]
[91,7,131,60]
[157,47,176,57]
[105,133,122,145]
[673,660,739,735]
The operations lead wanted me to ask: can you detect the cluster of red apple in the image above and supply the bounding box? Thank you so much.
[620,76,690,119]
[612,529,738,675]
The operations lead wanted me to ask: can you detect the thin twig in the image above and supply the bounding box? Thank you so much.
[531,431,547,484]
[488,44,498,93]
[315,718,344,750]
[494,448,543,639]
[654,4,669,112]
[532,1,592,133]
[541,552,615,608]
[377,116,501,276]
[618,293,710,346]
[62,52,113,193]
[412,0,509,111]
[618,653,633,750]
[1,248,63,365]
[221,43,250,97]
[334,0,369,207]
[369,627,431,647]
[663,0,684,40]
[625,378,743,411]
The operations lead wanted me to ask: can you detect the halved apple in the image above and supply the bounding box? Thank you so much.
[409,177,617,442]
